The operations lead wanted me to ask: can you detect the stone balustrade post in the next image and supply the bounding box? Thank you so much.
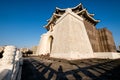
[1,46,16,65]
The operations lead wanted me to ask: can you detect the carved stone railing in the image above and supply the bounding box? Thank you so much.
[0,46,23,80]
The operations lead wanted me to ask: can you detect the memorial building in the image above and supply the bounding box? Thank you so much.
[36,3,117,59]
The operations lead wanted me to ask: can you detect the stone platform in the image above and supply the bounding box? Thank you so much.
[21,57,120,80]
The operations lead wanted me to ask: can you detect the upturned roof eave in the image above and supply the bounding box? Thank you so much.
[44,13,61,30]
[77,9,100,23]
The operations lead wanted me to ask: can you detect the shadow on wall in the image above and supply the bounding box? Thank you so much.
[21,58,120,80]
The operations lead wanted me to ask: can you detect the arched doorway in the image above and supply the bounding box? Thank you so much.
[47,36,53,54]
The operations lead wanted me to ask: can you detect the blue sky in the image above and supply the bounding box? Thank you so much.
[0,0,120,48]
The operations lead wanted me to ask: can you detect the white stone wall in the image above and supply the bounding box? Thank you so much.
[36,33,52,55]
[50,9,94,59]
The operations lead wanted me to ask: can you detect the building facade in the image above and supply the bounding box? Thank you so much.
[36,3,116,59]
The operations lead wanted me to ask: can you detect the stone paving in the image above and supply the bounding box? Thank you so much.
[21,57,120,80]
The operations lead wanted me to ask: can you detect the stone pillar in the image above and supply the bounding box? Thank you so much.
[1,46,16,65]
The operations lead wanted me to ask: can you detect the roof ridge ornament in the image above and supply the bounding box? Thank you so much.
[66,8,72,13]
[55,3,83,11]
[56,7,66,11]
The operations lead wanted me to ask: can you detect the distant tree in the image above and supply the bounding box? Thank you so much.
[26,50,33,56]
